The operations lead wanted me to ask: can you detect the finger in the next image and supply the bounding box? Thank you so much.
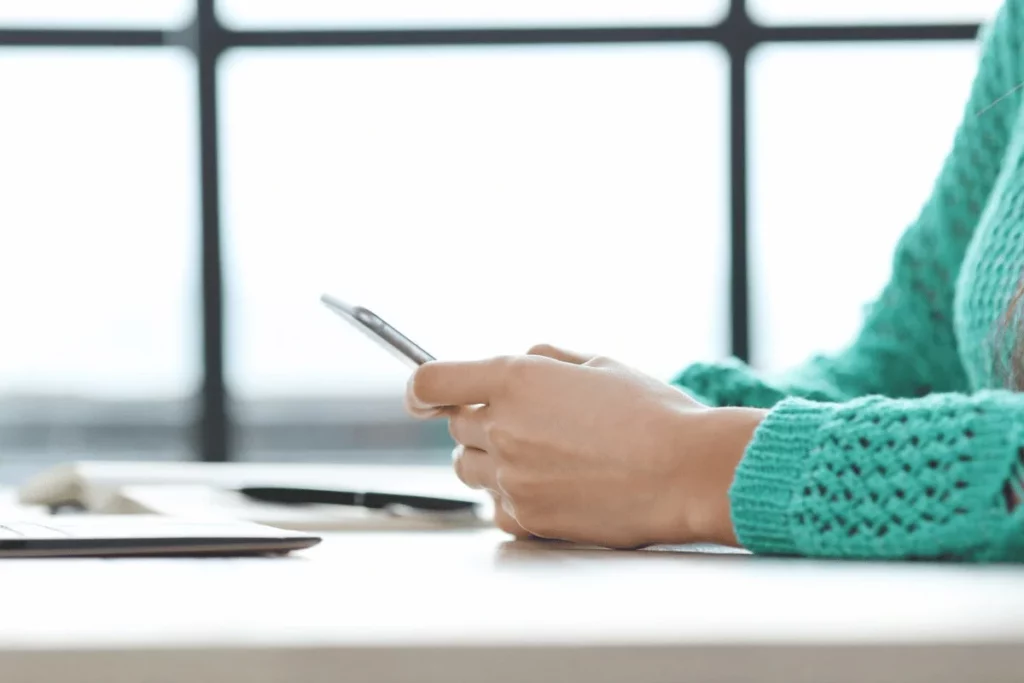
[403,389,450,419]
[452,445,496,491]
[527,343,593,365]
[489,492,532,539]
[403,376,455,419]
[448,405,490,450]
[409,358,510,409]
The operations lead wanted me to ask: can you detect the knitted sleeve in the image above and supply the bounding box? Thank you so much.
[673,1,1023,408]
[732,391,1024,561]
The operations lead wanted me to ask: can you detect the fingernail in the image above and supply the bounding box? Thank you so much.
[405,374,427,410]
[405,376,446,419]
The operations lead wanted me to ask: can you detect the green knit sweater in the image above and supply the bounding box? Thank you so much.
[672,0,1024,562]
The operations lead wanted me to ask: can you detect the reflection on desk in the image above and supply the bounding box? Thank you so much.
[2,528,1023,683]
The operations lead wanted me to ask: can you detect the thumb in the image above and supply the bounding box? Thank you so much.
[526,343,594,365]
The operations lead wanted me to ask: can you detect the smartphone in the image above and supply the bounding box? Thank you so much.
[320,294,435,369]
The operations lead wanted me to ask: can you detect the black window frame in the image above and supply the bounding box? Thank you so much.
[0,0,981,462]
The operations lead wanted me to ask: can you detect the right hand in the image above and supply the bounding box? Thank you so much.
[412,344,595,541]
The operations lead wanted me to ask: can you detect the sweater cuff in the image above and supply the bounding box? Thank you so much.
[729,398,833,556]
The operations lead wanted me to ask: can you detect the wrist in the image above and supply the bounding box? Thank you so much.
[666,407,767,547]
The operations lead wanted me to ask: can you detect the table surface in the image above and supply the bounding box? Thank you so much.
[3,527,1024,683]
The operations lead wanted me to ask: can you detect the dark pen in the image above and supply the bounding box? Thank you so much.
[238,486,479,513]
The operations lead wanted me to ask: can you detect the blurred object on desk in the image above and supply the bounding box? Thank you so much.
[16,461,491,531]
[0,488,48,518]
[106,484,491,531]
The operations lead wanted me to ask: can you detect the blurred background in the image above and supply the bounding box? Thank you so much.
[0,0,1001,482]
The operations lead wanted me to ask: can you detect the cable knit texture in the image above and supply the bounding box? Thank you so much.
[672,0,1024,561]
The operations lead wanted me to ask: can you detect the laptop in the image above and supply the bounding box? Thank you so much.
[0,516,322,558]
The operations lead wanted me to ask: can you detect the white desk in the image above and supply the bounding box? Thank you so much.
[2,528,1023,683]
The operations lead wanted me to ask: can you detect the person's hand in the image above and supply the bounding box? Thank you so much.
[405,345,766,549]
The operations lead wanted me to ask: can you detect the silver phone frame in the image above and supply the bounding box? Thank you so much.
[320,294,435,369]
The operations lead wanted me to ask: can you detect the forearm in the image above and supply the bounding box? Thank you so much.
[673,357,855,409]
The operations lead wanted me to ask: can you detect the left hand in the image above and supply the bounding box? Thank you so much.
[405,345,762,549]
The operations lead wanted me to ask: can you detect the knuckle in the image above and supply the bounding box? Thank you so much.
[486,424,518,453]
[498,355,534,391]
[452,445,482,490]
[447,412,464,443]
[451,445,468,481]
[527,343,555,356]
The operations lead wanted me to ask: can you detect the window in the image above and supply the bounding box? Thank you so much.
[0,2,988,472]
[217,1,727,29]
[749,42,981,372]
[0,49,198,480]
[0,1,192,28]
[749,0,1001,25]
[220,45,728,459]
